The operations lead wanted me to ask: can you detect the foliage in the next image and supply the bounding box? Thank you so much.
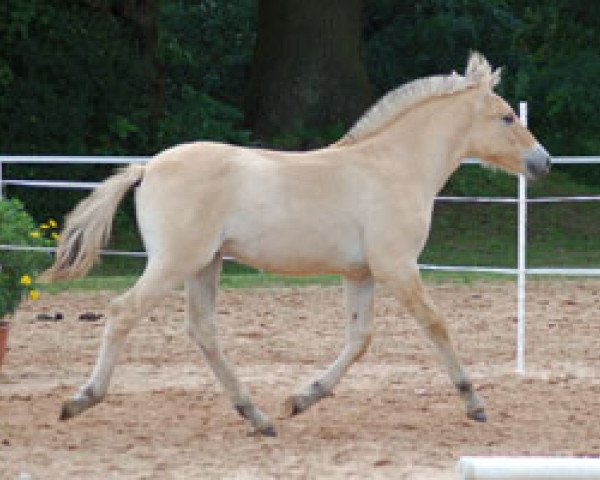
[158,86,250,146]
[0,0,151,155]
[0,198,53,319]
[268,122,346,151]
[0,0,153,221]
[158,0,255,146]
[0,0,253,222]
[364,0,520,94]
[159,0,256,106]
[509,1,600,183]
[1,1,598,159]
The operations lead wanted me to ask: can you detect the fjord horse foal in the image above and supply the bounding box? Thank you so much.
[43,53,550,436]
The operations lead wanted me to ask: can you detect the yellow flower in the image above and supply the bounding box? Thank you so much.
[51,232,60,241]
[20,274,32,286]
[48,219,58,228]
[40,223,50,229]
[29,231,41,238]
[29,289,40,301]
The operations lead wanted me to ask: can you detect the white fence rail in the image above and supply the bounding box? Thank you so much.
[458,456,600,480]
[1,142,599,373]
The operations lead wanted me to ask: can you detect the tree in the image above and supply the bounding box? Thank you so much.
[81,0,165,139]
[246,0,372,143]
[509,0,600,158]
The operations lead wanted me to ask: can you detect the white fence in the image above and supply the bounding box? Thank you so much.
[458,456,600,480]
[1,140,600,372]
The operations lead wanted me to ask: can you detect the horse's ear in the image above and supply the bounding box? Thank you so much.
[491,67,502,88]
[465,51,491,82]
[466,51,501,90]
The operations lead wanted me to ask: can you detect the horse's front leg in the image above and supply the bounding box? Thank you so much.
[379,266,486,421]
[185,257,276,437]
[284,276,375,417]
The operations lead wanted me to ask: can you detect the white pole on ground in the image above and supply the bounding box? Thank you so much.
[458,456,600,480]
[516,101,528,375]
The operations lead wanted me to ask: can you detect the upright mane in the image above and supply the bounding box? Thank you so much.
[339,51,500,145]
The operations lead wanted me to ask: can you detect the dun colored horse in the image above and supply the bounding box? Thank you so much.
[43,52,551,436]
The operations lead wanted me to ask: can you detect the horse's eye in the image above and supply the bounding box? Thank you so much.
[501,114,515,125]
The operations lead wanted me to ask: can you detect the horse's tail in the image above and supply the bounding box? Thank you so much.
[40,164,145,283]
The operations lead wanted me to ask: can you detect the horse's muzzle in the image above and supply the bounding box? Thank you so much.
[524,143,551,180]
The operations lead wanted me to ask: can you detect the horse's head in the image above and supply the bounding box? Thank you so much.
[464,52,551,180]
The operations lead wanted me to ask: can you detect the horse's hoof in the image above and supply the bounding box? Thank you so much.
[260,425,278,437]
[59,390,101,421]
[248,425,278,437]
[468,409,487,422]
[283,395,305,417]
[290,401,303,417]
[59,402,77,421]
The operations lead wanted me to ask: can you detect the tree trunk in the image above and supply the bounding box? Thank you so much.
[246,0,372,141]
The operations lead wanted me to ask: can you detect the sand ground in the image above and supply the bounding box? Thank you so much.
[2,279,600,479]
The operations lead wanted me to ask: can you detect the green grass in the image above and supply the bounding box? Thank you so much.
[219,273,341,288]
[43,275,138,293]
[43,271,343,293]
[423,167,600,269]
[43,267,523,294]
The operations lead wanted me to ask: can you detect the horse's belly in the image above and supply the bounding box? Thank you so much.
[221,222,368,277]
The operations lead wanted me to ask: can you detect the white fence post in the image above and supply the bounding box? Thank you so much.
[516,101,528,374]
[458,456,600,479]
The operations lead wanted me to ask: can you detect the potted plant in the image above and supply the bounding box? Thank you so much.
[0,198,54,371]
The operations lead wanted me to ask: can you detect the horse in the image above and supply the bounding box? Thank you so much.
[42,52,551,437]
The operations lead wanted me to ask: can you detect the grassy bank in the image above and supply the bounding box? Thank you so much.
[424,166,600,268]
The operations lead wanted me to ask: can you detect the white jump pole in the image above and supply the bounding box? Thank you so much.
[458,456,600,480]
[516,101,528,374]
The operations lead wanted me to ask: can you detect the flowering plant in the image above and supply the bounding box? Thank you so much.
[0,198,56,319]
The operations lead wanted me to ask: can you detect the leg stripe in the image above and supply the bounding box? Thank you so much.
[235,404,252,419]
[456,381,472,395]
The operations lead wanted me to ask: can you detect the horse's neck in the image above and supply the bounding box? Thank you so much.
[358,94,474,196]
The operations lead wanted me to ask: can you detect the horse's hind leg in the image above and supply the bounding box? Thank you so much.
[284,276,375,417]
[380,267,486,421]
[60,262,180,420]
[185,256,276,437]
